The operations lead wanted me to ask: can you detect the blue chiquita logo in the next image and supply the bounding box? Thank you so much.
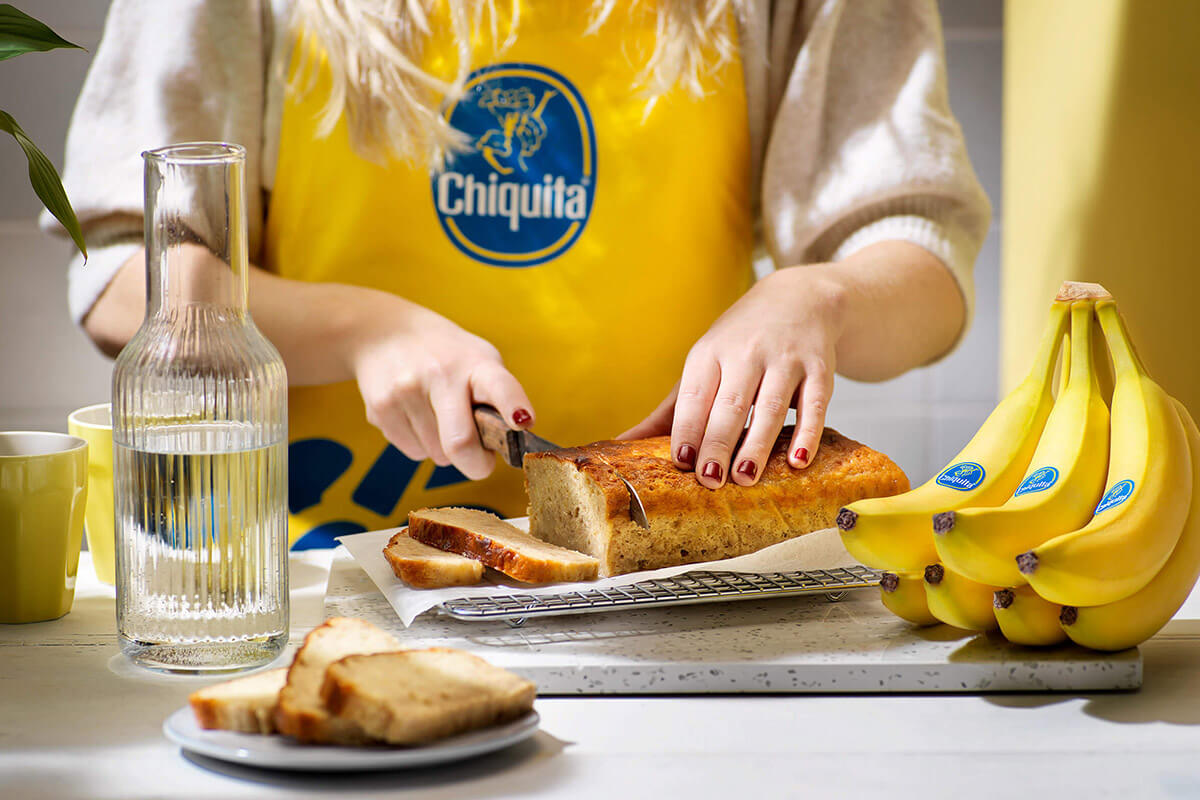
[935,462,986,491]
[432,63,596,267]
[1014,466,1060,497]
[1095,479,1135,514]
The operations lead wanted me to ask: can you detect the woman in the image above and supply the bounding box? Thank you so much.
[50,0,989,548]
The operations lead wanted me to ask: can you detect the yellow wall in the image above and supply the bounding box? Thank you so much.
[1003,0,1200,413]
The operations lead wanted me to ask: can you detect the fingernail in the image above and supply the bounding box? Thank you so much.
[512,408,532,426]
[736,460,757,479]
[794,447,809,465]
[677,444,696,468]
[701,461,723,481]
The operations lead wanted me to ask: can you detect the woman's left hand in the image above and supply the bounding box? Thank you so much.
[620,265,846,489]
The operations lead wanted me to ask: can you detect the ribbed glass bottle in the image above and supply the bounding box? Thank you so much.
[113,143,288,673]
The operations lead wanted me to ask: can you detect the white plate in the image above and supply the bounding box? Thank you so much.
[163,706,540,772]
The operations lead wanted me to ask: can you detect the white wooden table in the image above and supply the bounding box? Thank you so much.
[4,552,1200,799]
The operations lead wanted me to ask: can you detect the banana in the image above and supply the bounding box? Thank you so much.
[879,570,940,626]
[923,564,1000,631]
[1019,302,1193,606]
[992,585,1066,646]
[933,302,1110,586]
[1060,399,1200,651]
[838,302,1069,571]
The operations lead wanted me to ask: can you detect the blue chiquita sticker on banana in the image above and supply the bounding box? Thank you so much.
[1014,466,1059,497]
[1094,479,1135,514]
[935,462,986,491]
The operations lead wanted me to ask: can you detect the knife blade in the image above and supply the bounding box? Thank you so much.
[473,405,650,529]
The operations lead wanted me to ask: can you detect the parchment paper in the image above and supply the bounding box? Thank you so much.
[338,518,860,626]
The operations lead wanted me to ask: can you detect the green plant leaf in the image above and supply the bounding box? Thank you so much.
[0,110,86,259]
[0,4,83,60]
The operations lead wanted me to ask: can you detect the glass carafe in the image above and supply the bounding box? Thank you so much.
[113,143,288,673]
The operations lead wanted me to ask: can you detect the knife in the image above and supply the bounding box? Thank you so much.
[473,405,650,529]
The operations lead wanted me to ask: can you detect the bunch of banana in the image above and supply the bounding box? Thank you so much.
[932,300,1110,587]
[1018,301,1192,606]
[837,301,1068,570]
[852,281,1200,652]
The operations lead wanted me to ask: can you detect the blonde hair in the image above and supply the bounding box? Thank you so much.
[291,0,744,167]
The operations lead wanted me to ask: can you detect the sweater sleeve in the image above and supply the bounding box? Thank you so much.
[759,0,991,347]
[39,0,272,325]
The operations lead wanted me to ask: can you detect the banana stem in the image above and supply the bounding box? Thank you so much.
[1056,281,1113,302]
[1097,301,1146,376]
[1023,302,1071,396]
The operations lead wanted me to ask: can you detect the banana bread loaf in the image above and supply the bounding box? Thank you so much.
[524,426,908,576]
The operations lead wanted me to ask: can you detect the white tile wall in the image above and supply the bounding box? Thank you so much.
[938,0,1002,30]
[0,2,111,434]
[0,0,1004,487]
[0,222,112,429]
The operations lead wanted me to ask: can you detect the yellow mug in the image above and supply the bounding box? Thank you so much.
[68,404,115,585]
[0,432,88,623]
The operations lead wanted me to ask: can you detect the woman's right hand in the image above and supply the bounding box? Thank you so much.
[345,290,534,480]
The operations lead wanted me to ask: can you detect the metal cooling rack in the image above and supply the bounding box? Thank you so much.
[440,565,884,626]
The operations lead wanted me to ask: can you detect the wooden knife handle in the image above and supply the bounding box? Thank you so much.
[473,405,519,467]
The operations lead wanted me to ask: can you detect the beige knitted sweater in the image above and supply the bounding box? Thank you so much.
[46,0,990,337]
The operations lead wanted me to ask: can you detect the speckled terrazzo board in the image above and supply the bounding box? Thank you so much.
[324,552,1142,694]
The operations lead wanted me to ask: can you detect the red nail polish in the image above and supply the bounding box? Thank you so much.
[677,444,697,468]
[794,447,809,465]
[736,460,757,479]
[512,408,532,426]
[702,461,723,481]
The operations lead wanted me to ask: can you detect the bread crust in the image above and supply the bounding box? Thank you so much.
[189,697,226,731]
[525,426,909,576]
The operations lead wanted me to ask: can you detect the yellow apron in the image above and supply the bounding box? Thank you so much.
[266,4,754,548]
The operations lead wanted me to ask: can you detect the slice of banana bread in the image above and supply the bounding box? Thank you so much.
[321,649,536,745]
[408,507,598,583]
[383,530,484,588]
[274,617,401,744]
[189,667,288,734]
